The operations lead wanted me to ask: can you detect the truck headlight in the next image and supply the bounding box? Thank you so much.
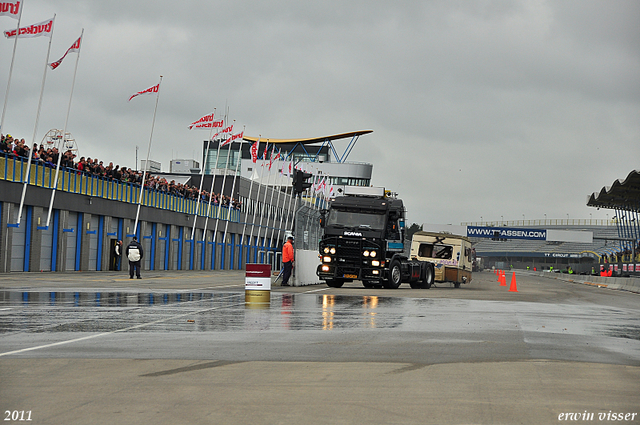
[330,247,336,254]
[323,256,332,263]
[321,265,330,272]
[371,260,380,267]
[324,247,336,254]
[363,250,370,257]
[370,250,377,258]
[324,247,330,254]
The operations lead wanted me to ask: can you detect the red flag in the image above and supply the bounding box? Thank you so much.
[4,16,54,38]
[262,142,268,160]
[49,34,82,70]
[210,122,232,140]
[0,1,21,19]
[269,148,280,170]
[221,131,243,147]
[188,112,215,129]
[128,82,159,102]
[250,141,259,163]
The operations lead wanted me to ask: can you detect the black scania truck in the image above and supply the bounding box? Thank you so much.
[316,186,434,289]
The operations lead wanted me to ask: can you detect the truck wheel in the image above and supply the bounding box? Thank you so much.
[326,279,345,288]
[421,263,434,289]
[384,260,402,289]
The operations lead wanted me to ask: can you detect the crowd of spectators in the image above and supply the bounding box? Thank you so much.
[1,133,242,209]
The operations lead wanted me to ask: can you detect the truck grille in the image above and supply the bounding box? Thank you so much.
[337,239,361,258]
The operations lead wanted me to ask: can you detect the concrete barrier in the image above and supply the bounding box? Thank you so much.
[292,249,322,286]
[525,270,640,293]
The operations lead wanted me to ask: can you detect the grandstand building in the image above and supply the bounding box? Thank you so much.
[465,221,620,273]
[202,131,374,188]
[0,130,373,273]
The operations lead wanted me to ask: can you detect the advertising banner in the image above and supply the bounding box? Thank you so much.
[467,226,547,241]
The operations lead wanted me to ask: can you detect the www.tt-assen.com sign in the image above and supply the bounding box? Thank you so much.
[467,226,547,241]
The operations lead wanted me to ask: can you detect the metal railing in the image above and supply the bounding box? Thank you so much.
[463,219,615,227]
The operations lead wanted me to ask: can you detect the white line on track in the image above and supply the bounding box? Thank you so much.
[176,284,242,291]
[0,295,243,357]
[303,287,331,293]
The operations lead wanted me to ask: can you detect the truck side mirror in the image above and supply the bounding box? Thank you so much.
[319,210,326,228]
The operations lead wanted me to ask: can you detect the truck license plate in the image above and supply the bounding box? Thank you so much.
[343,274,358,279]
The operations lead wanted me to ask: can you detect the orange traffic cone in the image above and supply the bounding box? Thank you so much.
[508,272,518,292]
[500,271,506,286]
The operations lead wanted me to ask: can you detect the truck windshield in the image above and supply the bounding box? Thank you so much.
[327,210,385,230]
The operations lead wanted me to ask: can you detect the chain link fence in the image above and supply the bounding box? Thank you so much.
[294,202,322,252]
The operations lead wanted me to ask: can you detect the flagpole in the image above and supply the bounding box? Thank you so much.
[283,178,296,235]
[239,137,259,261]
[0,0,23,135]
[190,108,216,241]
[46,25,84,228]
[132,75,163,235]
[211,112,231,250]
[18,14,55,224]
[276,155,293,247]
[247,140,267,260]
[216,118,235,221]
[267,149,284,256]
[201,113,226,242]
[272,151,285,250]
[221,128,245,260]
[214,135,233,233]
[256,144,276,263]
[263,148,280,261]
[201,165,217,241]
[281,157,296,238]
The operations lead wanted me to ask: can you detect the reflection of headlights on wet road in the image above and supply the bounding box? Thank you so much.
[323,256,332,263]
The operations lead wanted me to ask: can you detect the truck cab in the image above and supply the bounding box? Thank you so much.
[317,187,405,288]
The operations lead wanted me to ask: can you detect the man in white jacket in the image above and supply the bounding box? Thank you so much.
[126,237,144,279]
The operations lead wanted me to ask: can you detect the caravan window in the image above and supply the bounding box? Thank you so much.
[434,245,453,259]
[419,243,453,259]
[418,244,433,257]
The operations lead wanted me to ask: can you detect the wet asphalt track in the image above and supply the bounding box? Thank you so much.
[0,270,638,424]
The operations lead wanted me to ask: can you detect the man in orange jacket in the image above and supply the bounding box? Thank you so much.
[282,236,294,286]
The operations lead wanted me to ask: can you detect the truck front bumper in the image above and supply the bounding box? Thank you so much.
[317,263,383,282]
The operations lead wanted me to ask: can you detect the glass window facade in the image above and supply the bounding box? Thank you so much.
[204,148,240,174]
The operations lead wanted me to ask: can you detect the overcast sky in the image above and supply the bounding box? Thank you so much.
[1,0,638,226]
